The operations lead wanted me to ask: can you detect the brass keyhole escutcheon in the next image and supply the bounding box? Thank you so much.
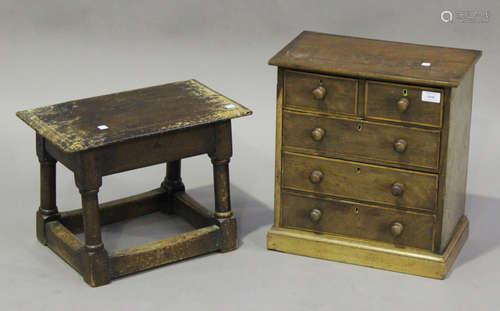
[355,167,361,174]
[356,124,362,132]
[402,88,408,96]
[354,207,359,215]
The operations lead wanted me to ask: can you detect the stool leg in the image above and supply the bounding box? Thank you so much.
[161,160,185,213]
[210,121,237,252]
[211,158,232,219]
[78,186,110,287]
[75,157,110,287]
[80,188,103,251]
[35,134,58,245]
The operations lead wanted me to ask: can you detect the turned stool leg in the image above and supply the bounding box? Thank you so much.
[77,183,110,286]
[35,134,58,245]
[161,160,185,213]
[80,188,103,250]
[75,158,110,287]
[210,121,237,252]
[211,158,232,219]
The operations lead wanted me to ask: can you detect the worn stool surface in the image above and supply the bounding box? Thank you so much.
[17,79,252,287]
[17,79,251,152]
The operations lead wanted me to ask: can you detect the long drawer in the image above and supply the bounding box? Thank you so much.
[283,111,441,171]
[281,191,435,250]
[282,152,438,211]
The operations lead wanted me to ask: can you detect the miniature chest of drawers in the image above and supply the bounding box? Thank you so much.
[267,31,481,279]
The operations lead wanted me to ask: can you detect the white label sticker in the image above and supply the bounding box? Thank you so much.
[421,62,431,67]
[421,91,441,103]
[224,104,235,109]
[97,125,109,130]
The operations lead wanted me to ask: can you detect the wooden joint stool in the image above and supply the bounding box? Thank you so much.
[17,80,252,287]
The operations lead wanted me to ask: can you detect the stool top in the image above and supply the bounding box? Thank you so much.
[17,80,252,153]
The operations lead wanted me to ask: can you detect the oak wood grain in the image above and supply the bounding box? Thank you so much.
[281,191,435,250]
[269,31,481,87]
[283,111,441,171]
[365,81,443,128]
[17,80,251,152]
[282,152,438,211]
[284,70,358,116]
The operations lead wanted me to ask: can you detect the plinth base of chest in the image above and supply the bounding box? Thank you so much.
[267,216,468,279]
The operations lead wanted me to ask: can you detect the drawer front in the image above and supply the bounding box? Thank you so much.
[284,70,357,116]
[283,111,440,170]
[281,191,435,250]
[282,153,438,211]
[365,81,443,127]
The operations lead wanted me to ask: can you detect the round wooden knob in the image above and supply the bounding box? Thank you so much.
[310,170,324,184]
[312,86,327,100]
[391,182,405,197]
[397,97,410,113]
[390,222,404,237]
[310,209,322,222]
[311,128,325,141]
[393,139,408,153]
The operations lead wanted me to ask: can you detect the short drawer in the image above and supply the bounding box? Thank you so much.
[282,152,438,211]
[281,191,435,250]
[365,81,443,127]
[284,70,357,116]
[283,111,440,170]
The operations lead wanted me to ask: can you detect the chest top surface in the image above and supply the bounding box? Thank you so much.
[17,79,252,153]
[269,31,481,87]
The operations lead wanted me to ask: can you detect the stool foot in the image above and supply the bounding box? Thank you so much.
[36,210,59,245]
[82,246,111,287]
[217,216,238,252]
